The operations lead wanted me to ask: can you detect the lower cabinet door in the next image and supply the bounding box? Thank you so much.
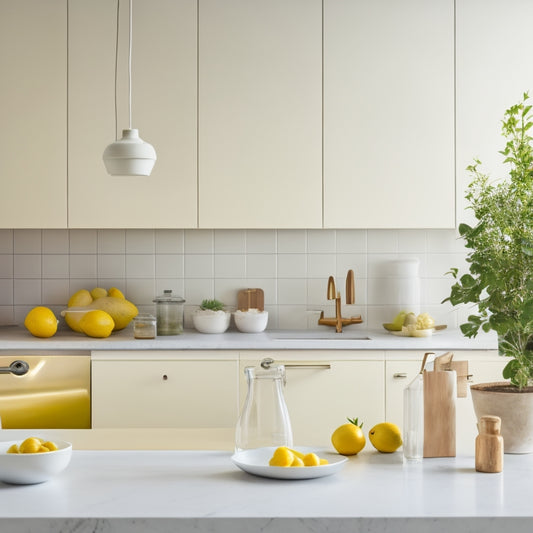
[386,354,507,454]
[92,360,239,428]
[240,359,385,447]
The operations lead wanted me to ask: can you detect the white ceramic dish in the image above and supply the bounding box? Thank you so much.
[0,439,72,485]
[234,310,268,333]
[192,310,231,334]
[231,446,347,480]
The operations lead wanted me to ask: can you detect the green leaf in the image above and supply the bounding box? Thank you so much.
[458,223,472,237]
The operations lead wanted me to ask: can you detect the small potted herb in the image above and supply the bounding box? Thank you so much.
[192,299,231,334]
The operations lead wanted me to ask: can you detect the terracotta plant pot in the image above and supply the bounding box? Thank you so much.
[471,382,533,454]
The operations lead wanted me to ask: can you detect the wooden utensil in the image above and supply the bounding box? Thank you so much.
[423,352,457,457]
[237,288,264,311]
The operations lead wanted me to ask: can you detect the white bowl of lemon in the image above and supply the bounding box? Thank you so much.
[0,437,72,485]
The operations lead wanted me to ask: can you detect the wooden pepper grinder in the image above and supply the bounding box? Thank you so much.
[475,415,503,473]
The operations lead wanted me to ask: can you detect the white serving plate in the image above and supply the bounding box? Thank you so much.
[231,446,347,480]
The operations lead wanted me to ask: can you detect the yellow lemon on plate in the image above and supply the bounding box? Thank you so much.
[79,310,115,338]
[368,422,403,453]
[24,306,58,338]
[331,417,366,455]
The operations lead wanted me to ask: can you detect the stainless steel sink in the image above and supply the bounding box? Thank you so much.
[270,332,371,341]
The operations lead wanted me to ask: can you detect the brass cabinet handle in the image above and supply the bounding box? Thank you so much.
[393,372,408,378]
[284,364,331,370]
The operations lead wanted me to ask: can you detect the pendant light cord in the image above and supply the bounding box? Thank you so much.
[128,0,132,130]
[113,0,133,138]
[114,0,119,140]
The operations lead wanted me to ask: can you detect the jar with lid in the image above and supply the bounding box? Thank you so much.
[152,290,185,335]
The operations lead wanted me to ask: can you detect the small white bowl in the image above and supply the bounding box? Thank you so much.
[234,309,268,333]
[0,439,72,485]
[192,309,231,334]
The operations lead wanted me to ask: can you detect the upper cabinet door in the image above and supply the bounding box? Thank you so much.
[198,0,322,228]
[68,0,197,228]
[456,0,533,226]
[324,0,455,228]
[0,0,67,228]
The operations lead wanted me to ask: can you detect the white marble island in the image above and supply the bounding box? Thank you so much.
[2,449,533,533]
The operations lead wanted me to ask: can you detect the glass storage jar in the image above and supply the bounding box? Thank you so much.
[133,314,157,339]
[152,290,185,335]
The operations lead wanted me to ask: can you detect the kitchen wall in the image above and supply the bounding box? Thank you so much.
[0,228,469,331]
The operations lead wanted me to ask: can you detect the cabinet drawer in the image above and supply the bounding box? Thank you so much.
[92,360,239,428]
[240,359,385,447]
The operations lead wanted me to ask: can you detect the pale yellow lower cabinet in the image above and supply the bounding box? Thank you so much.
[239,355,385,448]
[92,356,239,429]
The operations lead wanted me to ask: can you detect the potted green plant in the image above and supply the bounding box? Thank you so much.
[192,299,231,334]
[444,93,533,452]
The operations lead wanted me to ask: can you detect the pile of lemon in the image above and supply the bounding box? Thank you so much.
[23,286,138,339]
[7,437,59,454]
[269,447,329,467]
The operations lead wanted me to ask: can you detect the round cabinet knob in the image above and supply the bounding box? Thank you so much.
[162,374,168,381]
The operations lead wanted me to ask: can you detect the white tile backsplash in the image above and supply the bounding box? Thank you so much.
[14,229,41,253]
[42,229,69,254]
[2,228,468,329]
[246,229,277,253]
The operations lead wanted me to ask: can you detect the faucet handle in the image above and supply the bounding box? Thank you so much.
[346,269,355,305]
[327,276,336,300]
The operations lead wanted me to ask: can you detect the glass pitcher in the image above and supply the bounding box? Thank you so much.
[235,358,293,452]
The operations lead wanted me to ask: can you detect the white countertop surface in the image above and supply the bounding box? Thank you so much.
[1,448,532,533]
[0,325,497,352]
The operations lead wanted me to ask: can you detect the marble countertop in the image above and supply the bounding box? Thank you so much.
[0,325,497,352]
[1,448,532,533]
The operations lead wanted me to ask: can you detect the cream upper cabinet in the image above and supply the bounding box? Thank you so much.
[68,0,197,228]
[323,0,455,229]
[198,0,322,228]
[0,0,67,228]
[456,0,533,225]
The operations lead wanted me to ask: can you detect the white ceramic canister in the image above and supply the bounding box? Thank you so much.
[384,258,421,315]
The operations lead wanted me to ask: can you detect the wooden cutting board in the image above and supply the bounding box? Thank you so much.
[423,369,457,457]
[237,288,264,311]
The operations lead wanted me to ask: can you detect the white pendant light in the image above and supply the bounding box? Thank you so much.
[103,0,156,176]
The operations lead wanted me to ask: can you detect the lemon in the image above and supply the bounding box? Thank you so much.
[42,441,58,452]
[7,444,19,454]
[68,288,93,308]
[269,446,294,467]
[19,437,42,454]
[368,422,403,453]
[108,287,125,299]
[303,452,320,466]
[291,456,304,467]
[90,287,108,300]
[24,307,58,338]
[79,310,115,338]
[331,417,366,455]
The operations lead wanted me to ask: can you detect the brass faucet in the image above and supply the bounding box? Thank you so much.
[318,269,363,333]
